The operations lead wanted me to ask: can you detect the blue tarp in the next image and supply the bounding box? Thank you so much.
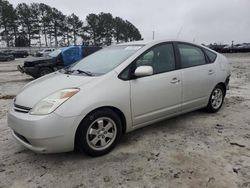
[61,46,83,66]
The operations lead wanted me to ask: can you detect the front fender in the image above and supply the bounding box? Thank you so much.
[54,72,133,133]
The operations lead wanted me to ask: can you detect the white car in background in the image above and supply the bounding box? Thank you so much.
[8,40,230,156]
[36,48,55,57]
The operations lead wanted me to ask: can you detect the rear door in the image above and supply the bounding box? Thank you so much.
[176,42,216,112]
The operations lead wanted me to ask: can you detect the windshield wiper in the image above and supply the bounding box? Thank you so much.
[63,69,93,76]
[75,69,93,76]
[63,69,74,74]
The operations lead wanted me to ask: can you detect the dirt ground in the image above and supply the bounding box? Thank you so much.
[0,53,250,188]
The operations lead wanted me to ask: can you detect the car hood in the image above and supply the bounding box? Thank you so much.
[24,56,54,64]
[15,72,95,108]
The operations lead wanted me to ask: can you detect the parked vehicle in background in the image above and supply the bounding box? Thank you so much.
[0,52,15,61]
[35,48,55,57]
[235,43,250,53]
[3,50,29,58]
[208,44,227,53]
[209,43,250,53]
[8,40,231,156]
[221,45,231,53]
[14,50,29,58]
[17,46,102,78]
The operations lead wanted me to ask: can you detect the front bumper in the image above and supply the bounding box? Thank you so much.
[12,131,46,152]
[17,65,38,78]
[8,105,80,153]
[17,65,24,73]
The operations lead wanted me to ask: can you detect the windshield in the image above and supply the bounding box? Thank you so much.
[67,45,143,75]
[49,49,61,57]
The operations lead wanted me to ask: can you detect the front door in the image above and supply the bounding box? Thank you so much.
[130,43,182,126]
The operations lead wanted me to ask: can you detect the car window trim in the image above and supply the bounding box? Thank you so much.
[118,42,178,81]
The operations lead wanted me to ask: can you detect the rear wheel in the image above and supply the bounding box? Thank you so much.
[206,85,225,113]
[75,108,122,157]
[38,67,53,77]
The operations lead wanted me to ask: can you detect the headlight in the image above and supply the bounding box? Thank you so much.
[30,88,79,115]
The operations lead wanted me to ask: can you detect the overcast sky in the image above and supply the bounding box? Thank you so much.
[8,0,250,44]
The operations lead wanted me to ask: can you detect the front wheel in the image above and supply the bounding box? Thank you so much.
[75,108,122,156]
[206,85,225,113]
[38,67,53,77]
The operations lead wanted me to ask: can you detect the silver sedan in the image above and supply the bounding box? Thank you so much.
[8,40,230,156]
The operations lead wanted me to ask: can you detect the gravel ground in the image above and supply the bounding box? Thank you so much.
[0,54,250,188]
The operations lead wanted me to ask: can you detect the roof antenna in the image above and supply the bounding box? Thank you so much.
[176,26,183,39]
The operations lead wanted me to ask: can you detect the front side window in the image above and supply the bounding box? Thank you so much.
[135,43,175,74]
[178,43,206,68]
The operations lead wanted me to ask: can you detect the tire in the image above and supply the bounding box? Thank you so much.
[38,67,53,77]
[75,108,122,157]
[206,85,225,113]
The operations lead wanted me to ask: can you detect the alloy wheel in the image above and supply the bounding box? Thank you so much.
[211,88,223,109]
[86,117,117,151]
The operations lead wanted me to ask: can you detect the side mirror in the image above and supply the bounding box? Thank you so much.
[134,66,153,77]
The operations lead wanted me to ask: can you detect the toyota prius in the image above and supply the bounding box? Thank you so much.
[8,40,230,156]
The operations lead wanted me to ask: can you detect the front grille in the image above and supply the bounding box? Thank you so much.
[14,131,30,144]
[24,62,34,67]
[14,104,31,113]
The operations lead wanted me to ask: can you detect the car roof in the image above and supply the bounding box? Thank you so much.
[116,39,199,46]
[116,39,216,53]
[116,40,150,46]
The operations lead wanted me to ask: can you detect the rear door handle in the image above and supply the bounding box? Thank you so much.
[208,69,215,75]
[171,77,180,84]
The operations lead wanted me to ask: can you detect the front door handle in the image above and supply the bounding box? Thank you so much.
[171,77,180,84]
[208,69,215,75]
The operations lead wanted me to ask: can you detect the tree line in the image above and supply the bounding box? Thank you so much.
[0,0,142,47]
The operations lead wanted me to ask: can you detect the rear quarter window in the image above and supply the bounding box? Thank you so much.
[204,49,217,63]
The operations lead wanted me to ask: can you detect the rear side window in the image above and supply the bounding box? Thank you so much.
[204,49,217,63]
[178,43,206,68]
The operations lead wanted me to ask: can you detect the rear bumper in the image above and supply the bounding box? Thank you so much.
[225,75,230,90]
